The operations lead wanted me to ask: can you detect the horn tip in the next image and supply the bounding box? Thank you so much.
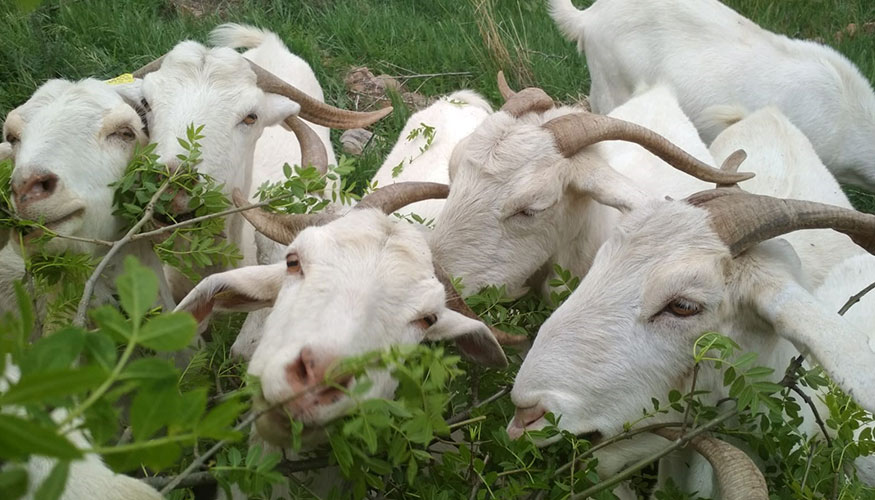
[231,188,248,208]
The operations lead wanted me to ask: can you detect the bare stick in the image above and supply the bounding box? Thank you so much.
[446,386,510,425]
[73,182,170,327]
[570,409,738,500]
[838,280,875,316]
[388,71,473,80]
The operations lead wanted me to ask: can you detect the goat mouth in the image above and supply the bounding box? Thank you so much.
[21,207,86,241]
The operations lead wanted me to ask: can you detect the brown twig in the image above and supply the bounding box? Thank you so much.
[73,181,170,327]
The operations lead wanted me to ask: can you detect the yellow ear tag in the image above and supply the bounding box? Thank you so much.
[105,73,135,85]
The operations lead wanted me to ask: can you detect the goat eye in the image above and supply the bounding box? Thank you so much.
[242,113,258,125]
[416,313,438,330]
[112,127,137,141]
[286,252,301,273]
[515,207,542,218]
[4,133,18,144]
[664,298,702,317]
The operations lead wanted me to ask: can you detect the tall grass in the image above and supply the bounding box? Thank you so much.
[1,0,873,205]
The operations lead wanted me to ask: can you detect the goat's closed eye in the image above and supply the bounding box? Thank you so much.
[110,126,137,142]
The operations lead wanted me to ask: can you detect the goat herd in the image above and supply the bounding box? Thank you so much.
[3,0,875,499]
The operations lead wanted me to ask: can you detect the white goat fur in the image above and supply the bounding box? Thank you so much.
[177,209,503,450]
[1,359,162,500]
[1,79,174,309]
[430,85,715,298]
[550,0,875,190]
[371,90,493,221]
[510,110,875,496]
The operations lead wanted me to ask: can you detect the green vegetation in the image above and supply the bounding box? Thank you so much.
[2,1,875,499]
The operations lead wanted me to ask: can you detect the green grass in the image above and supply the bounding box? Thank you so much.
[1,0,874,209]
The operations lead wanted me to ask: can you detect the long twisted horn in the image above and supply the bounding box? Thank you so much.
[542,113,755,185]
[653,428,768,500]
[132,55,392,129]
[686,189,875,257]
[284,116,328,175]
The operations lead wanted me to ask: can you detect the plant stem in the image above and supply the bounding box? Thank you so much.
[837,280,875,316]
[449,415,487,430]
[92,433,196,454]
[446,386,510,425]
[72,181,169,327]
[570,409,737,500]
[59,339,138,429]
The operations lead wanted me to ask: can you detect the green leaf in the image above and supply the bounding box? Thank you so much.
[34,461,69,500]
[21,327,85,374]
[170,388,207,430]
[131,385,179,441]
[116,256,158,325]
[103,441,182,473]
[90,306,132,343]
[138,312,197,352]
[197,398,246,440]
[0,467,28,500]
[120,358,178,383]
[406,453,418,485]
[83,332,117,370]
[13,282,34,347]
[0,415,81,460]
[0,366,106,405]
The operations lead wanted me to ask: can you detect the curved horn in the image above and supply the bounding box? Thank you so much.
[131,54,392,129]
[434,264,529,348]
[686,188,875,257]
[356,182,450,214]
[132,55,166,79]
[654,428,768,500]
[542,113,755,185]
[500,87,554,118]
[496,71,516,101]
[284,116,328,175]
[232,189,337,245]
[248,61,391,130]
[716,149,748,189]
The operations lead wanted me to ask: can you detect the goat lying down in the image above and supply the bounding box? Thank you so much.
[504,111,875,497]
[549,0,875,191]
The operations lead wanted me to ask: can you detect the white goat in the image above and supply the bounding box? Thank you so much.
[1,358,163,500]
[430,83,745,298]
[132,23,388,299]
[1,78,174,309]
[371,90,493,221]
[508,114,875,496]
[176,184,510,495]
[549,0,875,190]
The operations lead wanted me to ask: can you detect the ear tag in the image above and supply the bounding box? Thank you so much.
[105,73,135,85]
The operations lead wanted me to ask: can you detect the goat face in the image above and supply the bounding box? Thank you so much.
[177,209,502,446]
[139,41,300,196]
[510,197,875,472]
[3,79,146,254]
[430,109,588,298]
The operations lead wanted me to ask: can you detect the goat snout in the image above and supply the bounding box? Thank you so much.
[507,405,547,440]
[283,347,351,417]
[13,173,58,210]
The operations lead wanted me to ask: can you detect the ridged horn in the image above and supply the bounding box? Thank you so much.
[500,87,554,118]
[686,188,875,257]
[654,428,768,500]
[232,189,338,245]
[356,182,449,214]
[131,54,392,129]
[284,116,328,175]
[248,61,391,129]
[542,113,755,185]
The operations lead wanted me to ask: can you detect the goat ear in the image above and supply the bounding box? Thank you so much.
[425,310,508,368]
[174,263,285,324]
[259,93,302,127]
[754,275,875,413]
[563,155,650,213]
[109,80,144,109]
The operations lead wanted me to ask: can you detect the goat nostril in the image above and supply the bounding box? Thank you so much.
[15,173,59,206]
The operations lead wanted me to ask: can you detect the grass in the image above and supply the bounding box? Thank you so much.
[1,0,873,210]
